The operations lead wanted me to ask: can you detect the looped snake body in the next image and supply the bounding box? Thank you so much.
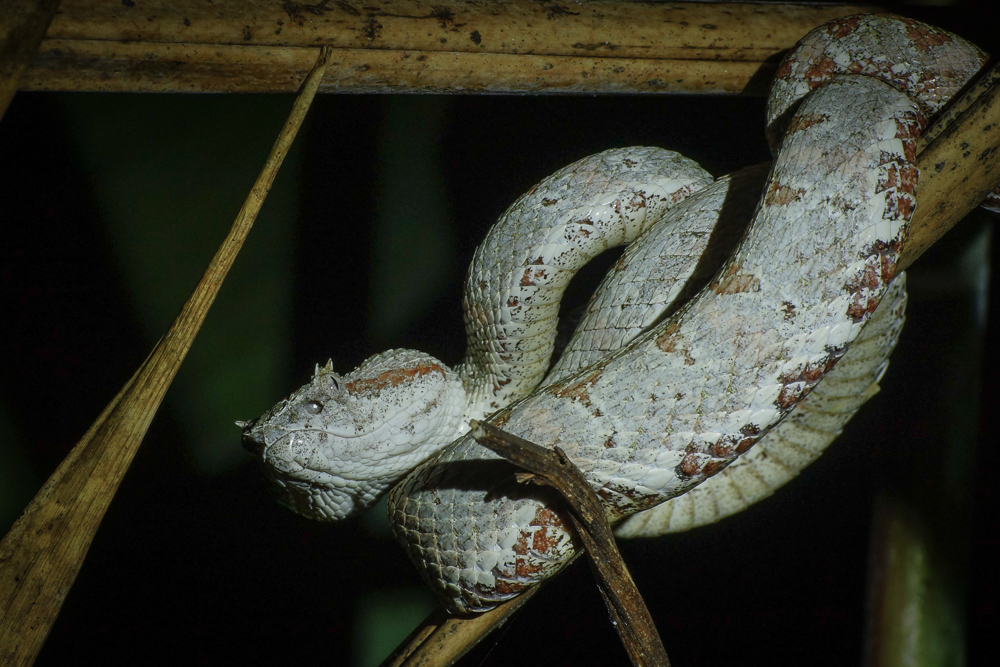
[242,14,993,614]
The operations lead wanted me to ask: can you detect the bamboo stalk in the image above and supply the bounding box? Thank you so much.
[381,588,540,667]
[0,46,332,667]
[22,0,875,94]
[901,61,1000,270]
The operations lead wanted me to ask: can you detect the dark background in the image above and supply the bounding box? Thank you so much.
[2,4,998,665]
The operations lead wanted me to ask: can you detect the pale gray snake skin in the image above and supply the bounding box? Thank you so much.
[242,15,993,614]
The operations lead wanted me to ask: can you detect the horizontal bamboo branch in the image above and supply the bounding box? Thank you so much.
[902,61,1000,269]
[23,0,874,94]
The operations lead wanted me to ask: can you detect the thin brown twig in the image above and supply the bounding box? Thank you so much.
[470,420,671,667]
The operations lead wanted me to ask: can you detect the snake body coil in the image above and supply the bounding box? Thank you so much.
[242,15,992,614]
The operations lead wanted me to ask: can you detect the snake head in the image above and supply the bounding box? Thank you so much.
[240,349,467,522]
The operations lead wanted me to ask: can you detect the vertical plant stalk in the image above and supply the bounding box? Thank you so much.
[865,497,969,667]
[864,221,989,666]
[0,45,333,667]
[862,67,999,663]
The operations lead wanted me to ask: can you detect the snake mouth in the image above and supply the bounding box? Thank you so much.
[240,419,306,473]
[240,418,297,460]
[240,419,265,455]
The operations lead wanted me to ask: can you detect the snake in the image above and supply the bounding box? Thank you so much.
[241,15,992,614]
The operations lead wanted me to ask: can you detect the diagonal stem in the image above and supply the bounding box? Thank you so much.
[0,45,333,667]
[470,420,671,667]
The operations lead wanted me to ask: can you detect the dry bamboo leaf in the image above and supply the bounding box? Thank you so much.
[0,46,332,666]
[0,0,61,119]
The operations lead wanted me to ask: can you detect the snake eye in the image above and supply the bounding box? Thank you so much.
[304,400,324,415]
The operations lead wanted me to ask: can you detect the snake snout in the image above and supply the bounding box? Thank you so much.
[240,419,265,455]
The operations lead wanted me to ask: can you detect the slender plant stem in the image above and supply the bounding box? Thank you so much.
[0,45,333,667]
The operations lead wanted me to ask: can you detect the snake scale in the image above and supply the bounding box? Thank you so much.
[242,15,993,614]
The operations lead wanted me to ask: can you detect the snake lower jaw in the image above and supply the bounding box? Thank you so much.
[265,469,380,522]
